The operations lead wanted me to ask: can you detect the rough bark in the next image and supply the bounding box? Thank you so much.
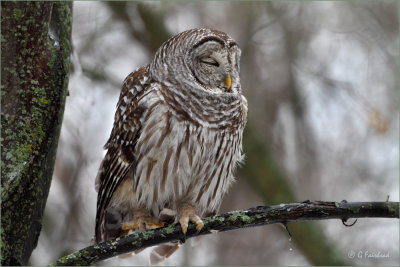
[51,201,399,266]
[1,2,72,265]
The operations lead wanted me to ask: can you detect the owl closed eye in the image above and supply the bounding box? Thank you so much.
[188,39,241,93]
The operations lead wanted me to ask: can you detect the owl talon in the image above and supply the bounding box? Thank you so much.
[195,219,204,231]
[122,209,164,231]
[121,222,139,230]
[178,204,204,235]
[146,222,165,228]
[179,217,189,235]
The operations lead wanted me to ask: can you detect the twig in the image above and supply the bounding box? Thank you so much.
[51,201,399,266]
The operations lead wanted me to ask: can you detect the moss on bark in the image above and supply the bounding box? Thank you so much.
[1,2,72,265]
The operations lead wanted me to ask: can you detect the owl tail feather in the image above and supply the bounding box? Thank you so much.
[150,242,181,265]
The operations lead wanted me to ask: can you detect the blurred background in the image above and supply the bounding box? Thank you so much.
[30,1,399,266]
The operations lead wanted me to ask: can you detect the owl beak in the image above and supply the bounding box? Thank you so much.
[225,75,232,91]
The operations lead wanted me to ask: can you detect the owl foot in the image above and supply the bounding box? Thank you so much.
[121,209,164,231]
[178,203,204,235]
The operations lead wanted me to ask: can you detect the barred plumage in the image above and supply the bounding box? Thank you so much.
[94,28,248,263]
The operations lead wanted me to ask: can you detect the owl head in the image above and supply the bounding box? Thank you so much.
[150,28,242,95]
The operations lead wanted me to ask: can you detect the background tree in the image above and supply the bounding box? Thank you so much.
[1,2,72,265]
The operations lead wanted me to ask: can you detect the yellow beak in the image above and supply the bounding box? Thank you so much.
[226,75,232,91]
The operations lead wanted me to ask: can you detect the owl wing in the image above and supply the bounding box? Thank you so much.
[95,66,151,242]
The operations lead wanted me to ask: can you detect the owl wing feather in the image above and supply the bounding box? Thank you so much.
[95,66,151,242]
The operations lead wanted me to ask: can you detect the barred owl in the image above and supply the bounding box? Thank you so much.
[95,28,248,263]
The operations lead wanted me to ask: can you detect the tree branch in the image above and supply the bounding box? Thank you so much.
[51,201,399,266]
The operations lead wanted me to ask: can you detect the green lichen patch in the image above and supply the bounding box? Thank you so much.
[227,211,253,224]
[212,216,225,224]
[13,8,24,20]
[162,225,176,235]
[140,229,155,240]
[255,214,263,219]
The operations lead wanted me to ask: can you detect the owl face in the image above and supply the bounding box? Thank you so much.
[189,39,241,94]
[150,28,242,95]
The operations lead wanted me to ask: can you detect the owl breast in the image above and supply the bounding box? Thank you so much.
[131,82,247,217]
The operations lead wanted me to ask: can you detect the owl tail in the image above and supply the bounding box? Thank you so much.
[150,242,181,265]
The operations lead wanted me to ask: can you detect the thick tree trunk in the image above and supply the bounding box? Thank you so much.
[1,2,72,265]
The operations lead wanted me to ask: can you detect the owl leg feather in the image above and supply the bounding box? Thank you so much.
[178,203,204,234]
[121,208,164,231]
